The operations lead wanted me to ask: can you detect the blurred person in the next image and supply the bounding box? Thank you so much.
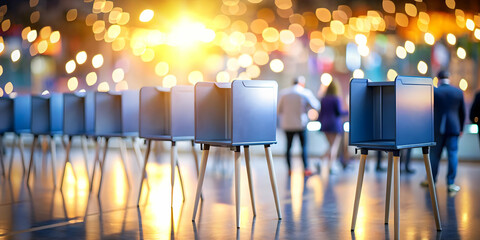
[421,70,465,193]
[376,151,386,172]
[278,76,320,176]
[317,79,348,174]
[470,90,480,147]
[400,148,414,174]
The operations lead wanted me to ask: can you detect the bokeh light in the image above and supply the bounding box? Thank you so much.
[139,9,154,22]
[155,62,169,76]
[353,69,364,78]
[65,60,76,74]
[321,73,333,86]
[86,72,97,86]
[188,71,203,85]
[459,78,468,91]
[11,50,20,62]
[92,54,104,68]
[417,61,428,74]
[76,51,87,64]
[112,68,125,82]
[447,33,456,45]
[4,82,13,94]
[163,74,177,88]
[269,59,284,73]
[97,82,110,92]
[457,47,466,59]
[396,46,407,59]
[67,77,78,91]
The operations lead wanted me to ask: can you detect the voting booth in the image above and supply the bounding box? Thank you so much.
[137,86,199,206]
[192,80,282,228]
[90,90,141,195]
[27,93,64,185]
[0,96,31,177]
[349,76,441,239]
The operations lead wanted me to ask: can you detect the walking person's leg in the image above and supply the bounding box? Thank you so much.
[285,131,295,175]
[422,134,445,187]
[445,135,460,192]
[298,129,311,176]
[325,133,342,174]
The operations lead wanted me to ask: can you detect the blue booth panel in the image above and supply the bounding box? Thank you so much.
[31,93,64,135]
[139,87,171,139]
[85,91,95,136]
[349,75,434,150]
[0,97,14,134]
[14,95,31,134]
[63,92,86,136]
[94,90,139,137]
[140,86,194,141]
[170,86,194,140]
[195,80,277,146]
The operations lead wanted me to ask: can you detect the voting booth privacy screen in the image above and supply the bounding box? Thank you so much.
[349,75,435,150]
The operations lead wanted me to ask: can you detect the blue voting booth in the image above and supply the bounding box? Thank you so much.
[137,86,199,206]
[27,93,63,185]
[192,80,282,228]
[0,97,14,177]
[90,90,141,195]
[0,96,31,178]
[59,92,94,189]
[349,76,441,239]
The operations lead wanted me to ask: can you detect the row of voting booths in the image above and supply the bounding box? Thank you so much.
[1,76,442,236]
[0,80,282,229]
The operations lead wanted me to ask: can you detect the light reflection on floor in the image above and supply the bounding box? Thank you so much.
[0,143,479,239]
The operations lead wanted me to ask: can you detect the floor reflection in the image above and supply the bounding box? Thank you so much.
[0,141,480,239]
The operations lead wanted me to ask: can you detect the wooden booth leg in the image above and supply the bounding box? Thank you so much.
[50,136,57,188]
[8,134,17,178]
[393,151,400,240]
[351,149,368,231]
[234,146,242,228]
[119,138,132,189]
[137,139,151,206]
[176,157,186,203]
[60,136,73,191]
[89,138,101,193]
[27,135,39,184]
[170,141,179,206]
[97,137,110,197]
[191,140,203,200]
[18,135,27,174]
[385,152,393,224]
[81,136,89,180]
[422,147,442,231]
[244,146,257,217]
[264,145,282,220]
[192,144,210,221]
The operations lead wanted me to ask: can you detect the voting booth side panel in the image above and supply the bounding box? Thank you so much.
[121,90,140,135]
[139,87,171,139]
[63,94,85,135]
[349,79,375,146]
[14,96,31,133]
[95,92,122,136]
[395,76,434,148]
[231,80,277,145]
[85,92,95,135]
[0,98,14,133]
[50,93,64,134]
[194,82,231,143]
[171,86,194,140]
[31,96,50,135]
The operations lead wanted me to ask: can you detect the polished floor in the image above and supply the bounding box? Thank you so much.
[1,140,480,240]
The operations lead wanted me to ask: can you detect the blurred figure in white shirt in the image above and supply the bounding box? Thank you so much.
[278,76,320,176]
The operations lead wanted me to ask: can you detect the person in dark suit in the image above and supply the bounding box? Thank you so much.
[421,70,465,192]
[470,91,480,147]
